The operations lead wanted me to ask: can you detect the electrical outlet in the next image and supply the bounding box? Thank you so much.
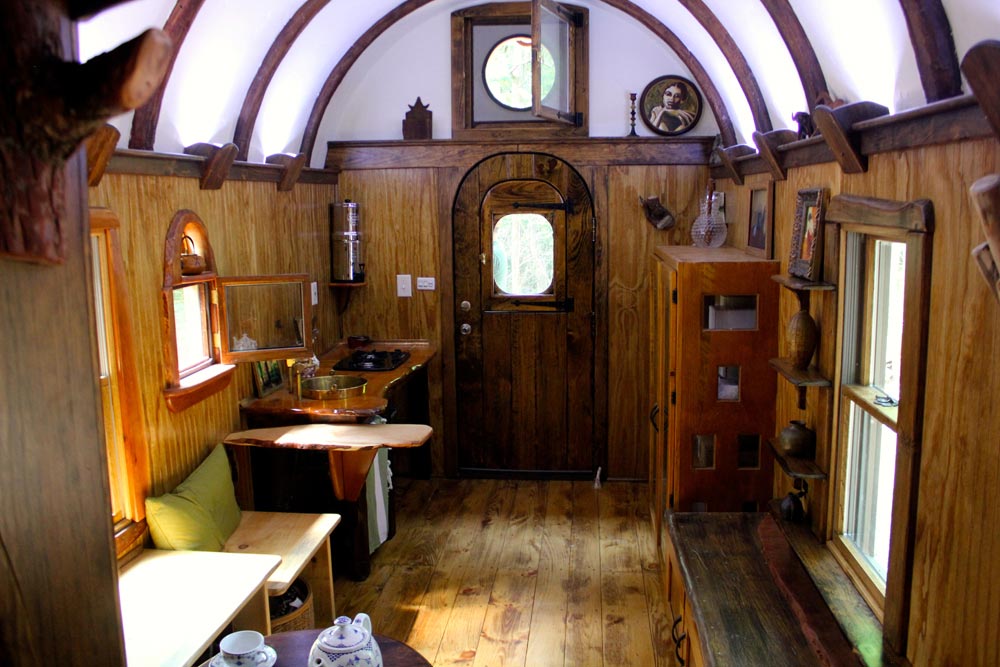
[417,276,436,291]
[396,274,412,297]
[310,281,318,305]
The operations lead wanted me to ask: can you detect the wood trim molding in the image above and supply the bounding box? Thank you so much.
[324,136,716,171]
[677,0,772,133]
[105,148,338,184]
[233,0,332,161]
[898,0,962,103]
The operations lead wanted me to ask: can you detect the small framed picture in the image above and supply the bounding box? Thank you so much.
[639,75,702,136]
[788,188,828,281]
[746,182,774,258]
[251,359,284,397]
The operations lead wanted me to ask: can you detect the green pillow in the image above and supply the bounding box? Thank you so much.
[145,444,242,551]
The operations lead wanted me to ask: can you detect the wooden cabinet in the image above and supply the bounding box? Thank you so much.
[649,246,779,519]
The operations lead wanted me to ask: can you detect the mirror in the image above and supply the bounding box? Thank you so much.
[217,275,312,363]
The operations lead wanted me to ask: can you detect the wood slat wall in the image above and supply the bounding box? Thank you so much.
[721,138,1000,666]
[89,174,336,494]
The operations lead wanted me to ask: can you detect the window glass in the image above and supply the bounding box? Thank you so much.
[493,213,554,296]
[843,400,897,583]
[173,283,211,376]
[483,35,554,111]
[538,3,569,110]
[870,241,906,400]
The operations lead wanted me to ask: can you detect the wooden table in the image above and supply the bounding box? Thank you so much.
[266,629,431,666]
[118,549,280,667]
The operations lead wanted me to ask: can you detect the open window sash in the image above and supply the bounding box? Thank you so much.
[532,0,582,126]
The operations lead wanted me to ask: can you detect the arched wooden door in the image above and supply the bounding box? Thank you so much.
[453,154,596,476]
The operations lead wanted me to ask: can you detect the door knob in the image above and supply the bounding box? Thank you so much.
[460,300,471,312]
[460,323,472,335]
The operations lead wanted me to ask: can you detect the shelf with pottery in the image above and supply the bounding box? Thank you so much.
[770,273,835,409]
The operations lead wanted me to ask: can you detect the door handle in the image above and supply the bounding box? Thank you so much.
[511,297,574,311]
[649,404,660,432]
[460,323,472,335]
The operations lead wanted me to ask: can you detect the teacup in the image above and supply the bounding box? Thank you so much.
[219,630,269,665]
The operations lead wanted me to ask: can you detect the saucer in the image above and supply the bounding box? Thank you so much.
[209,644,276,667]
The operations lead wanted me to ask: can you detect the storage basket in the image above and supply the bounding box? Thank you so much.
[269,578,314,632]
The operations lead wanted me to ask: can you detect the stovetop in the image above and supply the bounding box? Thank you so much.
[334,348,411,372]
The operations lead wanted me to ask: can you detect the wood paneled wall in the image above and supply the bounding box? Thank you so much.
[723,138,1000,666]
[89,175,336,495]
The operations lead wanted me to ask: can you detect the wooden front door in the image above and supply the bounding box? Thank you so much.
[453,155,595,476]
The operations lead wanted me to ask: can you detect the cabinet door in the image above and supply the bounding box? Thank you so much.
[648,256,671,538]
[673,261,777,511]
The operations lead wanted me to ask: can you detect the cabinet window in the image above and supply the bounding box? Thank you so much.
[493,213,554,296]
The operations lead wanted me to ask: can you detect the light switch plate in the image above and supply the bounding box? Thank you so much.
[397,274,412,297]
[417,276,436,291]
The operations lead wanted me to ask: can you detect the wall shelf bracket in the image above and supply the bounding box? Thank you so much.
[266,152,307,192]
[183,142,239,190]
[752,129,798,181]
[713,144,755,184]
[961,39,1000,141]
[812,101,889,174]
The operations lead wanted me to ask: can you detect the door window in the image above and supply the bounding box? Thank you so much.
[492,212,554,296]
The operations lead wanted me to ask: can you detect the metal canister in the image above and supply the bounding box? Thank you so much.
[330,201,364,282]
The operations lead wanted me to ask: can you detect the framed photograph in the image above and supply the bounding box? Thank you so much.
[788,188,828,281]
[746,182,774,258]
[639,75,702,136]
[251,359,284,397]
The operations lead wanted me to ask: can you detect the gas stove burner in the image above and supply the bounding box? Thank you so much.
[334,348,411,372]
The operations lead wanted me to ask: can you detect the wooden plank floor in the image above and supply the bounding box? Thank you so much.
[332,478,677,667]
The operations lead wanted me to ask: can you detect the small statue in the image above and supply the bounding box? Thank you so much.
[402,97,432,140]
[793,111,815,140]
[639,195,676,230]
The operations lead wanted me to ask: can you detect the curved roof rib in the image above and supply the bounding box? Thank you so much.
[232,0,331,161]
[758,0,828,112]
[898,0,961,103]
[128,0,205,150]
[298,0,738,158]
[677,0,772,134]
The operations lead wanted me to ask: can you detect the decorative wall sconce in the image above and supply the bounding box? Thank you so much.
[639,195,675,230]
[183,142,238,190]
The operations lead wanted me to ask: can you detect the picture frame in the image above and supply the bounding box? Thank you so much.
[746,182,774,258]
[788,187,827,281]
[251,359,284,397]
[639,75,702,137]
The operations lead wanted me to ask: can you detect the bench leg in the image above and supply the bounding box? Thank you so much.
[303,537,336,626]
[232,586,271,636]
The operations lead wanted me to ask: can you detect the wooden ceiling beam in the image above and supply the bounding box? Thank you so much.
[678,0,772,133]
[233,0,331,162]
[758,0,829,114]
[128,0,205,150]
[898,0,962,103]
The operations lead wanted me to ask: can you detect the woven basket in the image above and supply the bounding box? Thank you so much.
[270,578,314,632]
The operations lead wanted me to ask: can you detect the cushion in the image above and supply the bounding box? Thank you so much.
[145,444,242,551]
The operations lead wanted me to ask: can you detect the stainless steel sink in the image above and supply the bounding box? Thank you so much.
[300,374,367,400]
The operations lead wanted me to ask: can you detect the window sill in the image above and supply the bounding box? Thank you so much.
[163,363,235,413]
[769,502,892,666]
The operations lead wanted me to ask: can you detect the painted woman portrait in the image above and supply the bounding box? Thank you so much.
[640,75,702,136]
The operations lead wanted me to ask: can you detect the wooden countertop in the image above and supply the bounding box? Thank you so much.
[667,512,859,667]
[239,340,435,422]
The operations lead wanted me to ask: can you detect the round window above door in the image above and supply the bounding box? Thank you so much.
[482,35,555,111]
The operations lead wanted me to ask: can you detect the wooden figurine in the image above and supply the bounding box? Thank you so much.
[402,97,432,140]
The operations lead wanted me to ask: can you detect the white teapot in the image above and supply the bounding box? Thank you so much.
[308,613,382,667]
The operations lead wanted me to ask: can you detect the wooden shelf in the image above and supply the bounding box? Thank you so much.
[772,274,835,309]
[769,357,831,409]
[768,439,828,480]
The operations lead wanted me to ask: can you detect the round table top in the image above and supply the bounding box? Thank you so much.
[267,629,431,667]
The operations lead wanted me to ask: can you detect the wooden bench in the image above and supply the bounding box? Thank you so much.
[223,511,340,627]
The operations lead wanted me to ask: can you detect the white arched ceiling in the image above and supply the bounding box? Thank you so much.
[75,0,1000,168]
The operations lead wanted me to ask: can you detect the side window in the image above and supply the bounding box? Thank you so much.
[452,1,588,139]
[90,208,149,559]
[828,194,932,654]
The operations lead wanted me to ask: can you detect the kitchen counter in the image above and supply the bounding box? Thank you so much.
[239,339,435,423]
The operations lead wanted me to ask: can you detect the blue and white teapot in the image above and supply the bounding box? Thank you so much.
[308,613,382,667]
